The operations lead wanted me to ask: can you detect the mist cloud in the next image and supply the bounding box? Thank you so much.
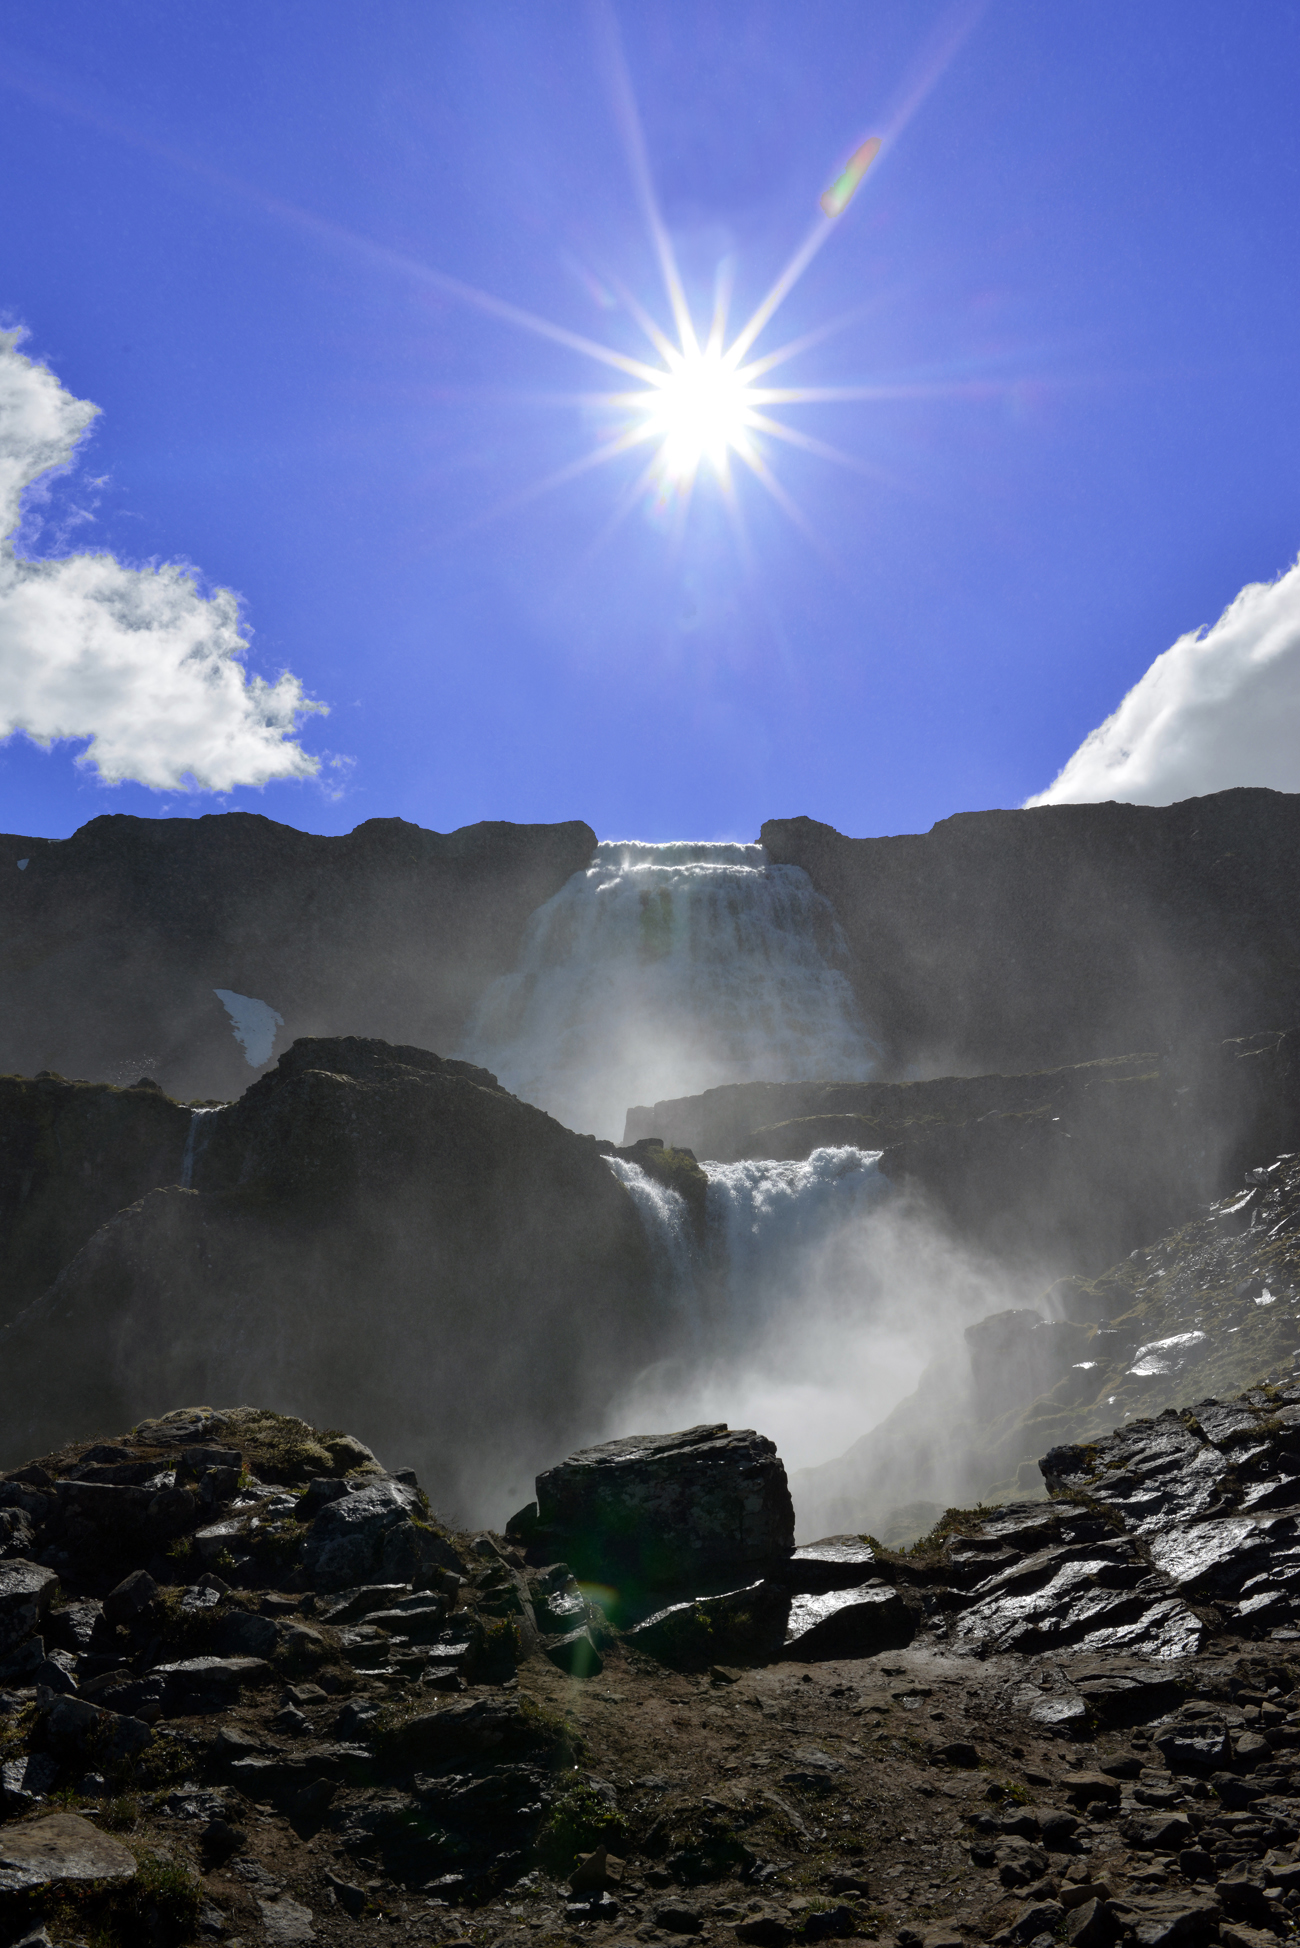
[0,331,325,791]
[1026,554,1300,808]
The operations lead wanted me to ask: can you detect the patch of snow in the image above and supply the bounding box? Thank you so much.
[1128,1330,1208,1377]
[1255,1290,1277,1306]
[16,859,27,870]
[213,989,283,1068]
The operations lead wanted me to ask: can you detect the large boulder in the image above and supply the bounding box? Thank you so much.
[531,1424,794,1590]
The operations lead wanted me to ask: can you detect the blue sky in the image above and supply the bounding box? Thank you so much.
[2,0,1298,841]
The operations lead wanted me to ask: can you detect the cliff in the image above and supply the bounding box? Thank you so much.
[761,788,1300,1078]
[0,812,595,1101]
[0,1038,658,1523]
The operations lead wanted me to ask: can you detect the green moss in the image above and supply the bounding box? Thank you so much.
[535,1783,630,1873]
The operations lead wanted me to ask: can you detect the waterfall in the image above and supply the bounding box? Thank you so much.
[180,1106,223,1189]
[705,1146,886,1323]
[604,1157,701,1334]
[462,840,876,1140]
[605,1144,885,1343]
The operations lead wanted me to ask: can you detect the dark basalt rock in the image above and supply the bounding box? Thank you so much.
[531,1424,795,1591]
[0,1038,662,1521]
[761,789,1300,1078]
[781,1582,914,1660]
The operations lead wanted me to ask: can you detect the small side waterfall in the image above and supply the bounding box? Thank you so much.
[180,1106,223,1189]
[462,840,876,1140]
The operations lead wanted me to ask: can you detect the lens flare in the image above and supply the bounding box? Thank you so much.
[820,137,882,219]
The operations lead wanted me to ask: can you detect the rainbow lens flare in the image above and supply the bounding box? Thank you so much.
[820,137,882,219]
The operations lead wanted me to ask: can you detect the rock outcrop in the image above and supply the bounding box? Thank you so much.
[0,1071,190,1325]
[0,1038,660,1522]
[0,812,595,1101]
[762,787,1300,1078]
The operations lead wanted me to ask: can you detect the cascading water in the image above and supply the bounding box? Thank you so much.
[604,1156,701,1335]
[180,1106,222,1189]
[604,1145,910,1480]
[604,1145,885,1343]
[704,1147,886,1325]
[461,841,876,1139]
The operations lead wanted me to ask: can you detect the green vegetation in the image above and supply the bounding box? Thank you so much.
[535,1782,630,1873]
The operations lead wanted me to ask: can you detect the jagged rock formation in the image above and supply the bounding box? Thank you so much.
[0,1039,659,1521]
[0,812,595,1101]
[762,788,1300,1078]
[798,1150,1300,1542]
[6,1400,1300,1946]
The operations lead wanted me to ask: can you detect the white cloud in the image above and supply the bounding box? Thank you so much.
[0,330,325,791]
[1026,555,1300,807]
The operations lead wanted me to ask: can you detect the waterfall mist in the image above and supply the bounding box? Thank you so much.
[597,1151,1025,1539]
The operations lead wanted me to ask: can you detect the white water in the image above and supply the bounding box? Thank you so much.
[604,1156,701,1334]
[606,1145,885,1339]
[461,840,876,1139]
[705,1147,887,1322]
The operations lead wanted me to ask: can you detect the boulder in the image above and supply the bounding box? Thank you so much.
[0,1557,58,1654]
[534,1425,794,1589]
[623,1581,790,1669]
[782,1583,915,1660]
[302,1479,460,1592]
[0,1812,137,1894]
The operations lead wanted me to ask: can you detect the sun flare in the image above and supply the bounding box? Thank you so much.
[642,345,755,485]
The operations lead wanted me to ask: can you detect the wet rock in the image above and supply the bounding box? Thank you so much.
[150,1654,272,1713]
[535,1425,794,1589]
[1,1751,59,1812]
[302,1479,459,1592]
[543,1624,604,1678]
[779,1537,878,1593]
[784,1583,914,1660]
[0,1811,137,1892]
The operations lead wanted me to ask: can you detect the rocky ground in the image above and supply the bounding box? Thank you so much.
[6,1410,1300,1946]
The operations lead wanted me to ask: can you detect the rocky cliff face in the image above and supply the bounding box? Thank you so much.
[761,788,1300,1079]
[0,1039,658,1522]
[0,812,595,1101]
[0,1073,190,1325]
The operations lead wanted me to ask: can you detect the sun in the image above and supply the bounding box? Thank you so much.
[642,344,755,485]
